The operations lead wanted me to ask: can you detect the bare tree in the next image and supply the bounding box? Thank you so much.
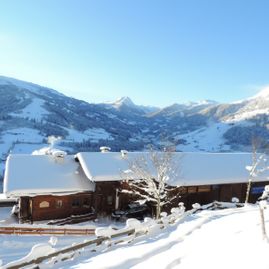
[122,148,182,219]
[245,138,268,204]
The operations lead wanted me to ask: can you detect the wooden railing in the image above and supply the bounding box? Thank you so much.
[0,226,95,236]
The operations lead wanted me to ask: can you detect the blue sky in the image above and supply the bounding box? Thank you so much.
[0,0,269,107]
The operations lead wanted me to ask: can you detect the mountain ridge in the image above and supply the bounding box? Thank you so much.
[1,75,269,176]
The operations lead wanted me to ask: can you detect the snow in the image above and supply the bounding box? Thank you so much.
[3,154,94,198]
[66,128,113,143]
[0,75,63,97]
[227,108,269,122]
[0,128,44,156]
[69,206,269,269]
[112,96,136,109]
[4,243,56,268]
[10,98,49,121]
[252,85,269,100]
[0,128,44,176]
[0,233,92,266]
[0,128,43,146]
[177,122,231,152]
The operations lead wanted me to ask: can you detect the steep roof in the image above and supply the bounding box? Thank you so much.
[76,152,269,186]
[4,154,94,198]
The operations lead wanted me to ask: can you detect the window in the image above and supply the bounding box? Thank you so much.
[72,198,80,208]
[83,198,91,208]
[56,200,63,208]
[188,187,197,193]
[212,185,220,190]
[39,201,50,208]
[107,195,113,205]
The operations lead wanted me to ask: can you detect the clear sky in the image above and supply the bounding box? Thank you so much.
[0,0,269,107]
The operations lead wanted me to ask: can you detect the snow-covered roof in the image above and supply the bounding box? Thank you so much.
[76,152,269,186]
[4,152,269,198]
[3,154,95,198]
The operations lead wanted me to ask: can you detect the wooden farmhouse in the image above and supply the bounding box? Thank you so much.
[3,150,269,222]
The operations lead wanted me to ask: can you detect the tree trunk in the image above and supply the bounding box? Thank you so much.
[245,178,252,204]
[259,205,268,241]
[156,198,161,219]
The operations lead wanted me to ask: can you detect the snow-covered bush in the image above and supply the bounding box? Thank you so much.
[231,197,239,203]
[192,203,201,210]
[49,236,58,246]
[259,200,267,210]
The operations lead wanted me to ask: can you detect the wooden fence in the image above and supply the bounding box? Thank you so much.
[0,226,95,236]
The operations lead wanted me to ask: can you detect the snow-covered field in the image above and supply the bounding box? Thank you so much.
[1,204,269,269]
[177,122,231,152]
[10,98,49,121]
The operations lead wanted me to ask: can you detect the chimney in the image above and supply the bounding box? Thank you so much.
[100,146,111,153]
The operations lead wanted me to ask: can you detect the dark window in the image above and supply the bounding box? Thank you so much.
[72,198,80,208]
[83,198,91,208]
[212,185,220,190]
[107,195,113,205]
[251,186,264,194]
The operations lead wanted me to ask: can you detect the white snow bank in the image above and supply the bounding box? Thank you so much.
[3,243,56,268]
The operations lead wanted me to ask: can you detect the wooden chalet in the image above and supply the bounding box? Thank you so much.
[3,150,269,222]
[3,153,95,222]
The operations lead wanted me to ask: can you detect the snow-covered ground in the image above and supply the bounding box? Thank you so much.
[66,127,114,143]
[1,204,269,269]
[59,205,269,269]
[177,122,231,152]
[10,98,49,121]
[0,128,45,176]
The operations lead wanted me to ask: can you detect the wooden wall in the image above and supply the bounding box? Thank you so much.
[19,180,268,222]
[19,181,122,222]
[177,181,267,210]
[20,192,94,222]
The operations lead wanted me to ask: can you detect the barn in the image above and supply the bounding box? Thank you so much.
[3,150,269,222]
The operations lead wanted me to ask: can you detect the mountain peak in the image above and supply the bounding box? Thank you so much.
[114,96,135,108]
[253,86,269,100]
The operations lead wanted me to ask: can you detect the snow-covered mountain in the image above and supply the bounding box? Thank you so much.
[1,75,269,177]
[104,96,159,114]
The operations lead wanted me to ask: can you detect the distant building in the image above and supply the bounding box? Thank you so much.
[3,151,269,222]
